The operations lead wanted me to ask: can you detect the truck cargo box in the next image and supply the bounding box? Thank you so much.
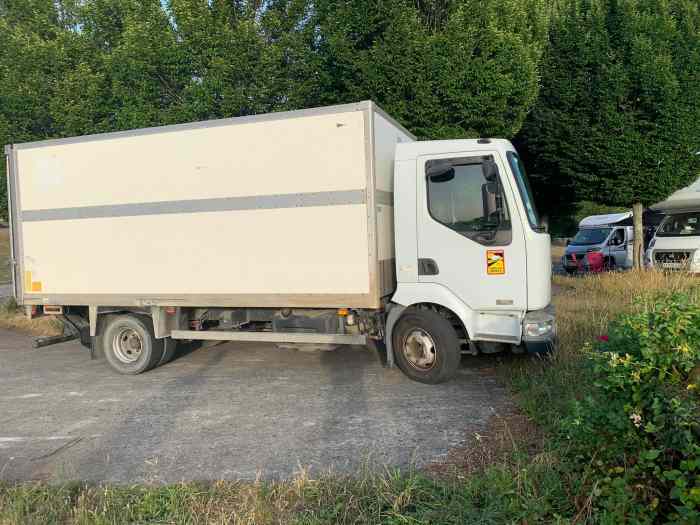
[5,101,415,309]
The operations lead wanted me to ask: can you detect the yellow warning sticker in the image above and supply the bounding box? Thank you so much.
[487,250,505,275]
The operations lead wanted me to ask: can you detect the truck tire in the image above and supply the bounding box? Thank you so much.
[158,338,178,366]
[102,314,164,375]
[392,307,461,384]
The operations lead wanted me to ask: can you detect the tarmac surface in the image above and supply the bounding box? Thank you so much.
[0,329,510,483]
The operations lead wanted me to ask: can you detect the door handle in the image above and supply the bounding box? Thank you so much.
[418,258,439,276]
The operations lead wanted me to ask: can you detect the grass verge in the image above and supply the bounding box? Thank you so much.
[511,270,699,427]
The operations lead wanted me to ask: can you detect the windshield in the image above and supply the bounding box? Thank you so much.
[657,213,700,237]
[571,228,612,246]
[506,151,541,231]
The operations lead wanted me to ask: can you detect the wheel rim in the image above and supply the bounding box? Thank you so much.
[402,329,437,371]
[113,327,143,364]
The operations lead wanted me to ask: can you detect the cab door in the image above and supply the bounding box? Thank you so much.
[609,228,629,268]
[416,151,528,320]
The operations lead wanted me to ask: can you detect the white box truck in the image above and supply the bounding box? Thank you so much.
[4,101,555,383]
[648,177,700,273]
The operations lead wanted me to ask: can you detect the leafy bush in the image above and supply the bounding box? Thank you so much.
[562,293,700,522]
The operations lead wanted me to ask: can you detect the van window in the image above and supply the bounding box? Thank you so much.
[657,212,700,237]
[611,229,625,245]
[426,156,512,246]
[571,228,611,246]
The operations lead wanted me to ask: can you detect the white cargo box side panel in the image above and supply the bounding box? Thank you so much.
[13,104,380,308]
[371,107,416,297]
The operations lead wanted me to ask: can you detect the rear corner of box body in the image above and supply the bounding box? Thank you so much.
[5,145,23,304]
[15,104,386,309]
[369,104,416,301]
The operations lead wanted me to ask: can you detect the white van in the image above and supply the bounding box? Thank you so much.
[562,213,634,273]
[648,178,700,273]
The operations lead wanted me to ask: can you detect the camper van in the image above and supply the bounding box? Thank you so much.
[647,177,700,273]
[562,213,635,273]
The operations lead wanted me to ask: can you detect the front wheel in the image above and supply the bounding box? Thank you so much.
[101,314,164,375]
[392,308,461,384]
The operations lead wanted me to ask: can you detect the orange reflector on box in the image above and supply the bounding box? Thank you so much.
[44,305,63,315]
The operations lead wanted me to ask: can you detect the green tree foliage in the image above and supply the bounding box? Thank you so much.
[518,0,700,240]
[0,0,548,215]
[314,0,548,139]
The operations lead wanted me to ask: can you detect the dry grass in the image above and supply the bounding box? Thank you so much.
[553,269,699,355]
[551,242,566,267]
[0,228,11,283]
[0,309,63,336]
[426,408,544,481]
[510,269,700,429]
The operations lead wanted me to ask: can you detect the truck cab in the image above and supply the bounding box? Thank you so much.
[384,138,555,382]
[562,213,634,273]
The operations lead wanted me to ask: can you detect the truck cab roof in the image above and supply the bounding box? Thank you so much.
[395,139,516,161]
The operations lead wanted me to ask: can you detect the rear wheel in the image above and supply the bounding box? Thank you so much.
[158,338,178,366]
[102,314,164,375]
[392,308,461,384]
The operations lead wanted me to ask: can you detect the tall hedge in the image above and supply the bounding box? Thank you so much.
[0,0,548,216]
[518,0,700,258]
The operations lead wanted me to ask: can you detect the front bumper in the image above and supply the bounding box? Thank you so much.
[522,305,557,354]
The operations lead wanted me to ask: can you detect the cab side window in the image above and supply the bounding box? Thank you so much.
[426,156,512,246]
[611,229,625,246]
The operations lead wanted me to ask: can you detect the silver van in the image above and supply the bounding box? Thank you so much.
[562,213,634,274]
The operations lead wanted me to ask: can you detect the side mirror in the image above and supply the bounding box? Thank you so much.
[481,184,498,217]
[482,159,498,182]
[426,159,455,183]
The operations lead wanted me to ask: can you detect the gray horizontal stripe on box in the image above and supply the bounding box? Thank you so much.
[22,189,367,222]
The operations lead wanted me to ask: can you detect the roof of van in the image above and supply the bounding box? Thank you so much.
[651,176,700,212]
[579,212,632,228]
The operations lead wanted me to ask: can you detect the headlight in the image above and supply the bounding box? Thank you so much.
[524,320,554,338]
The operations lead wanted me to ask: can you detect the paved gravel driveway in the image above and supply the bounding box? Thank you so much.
[0,329,510,483]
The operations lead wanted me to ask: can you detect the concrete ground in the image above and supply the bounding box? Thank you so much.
[0,329,511,483]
